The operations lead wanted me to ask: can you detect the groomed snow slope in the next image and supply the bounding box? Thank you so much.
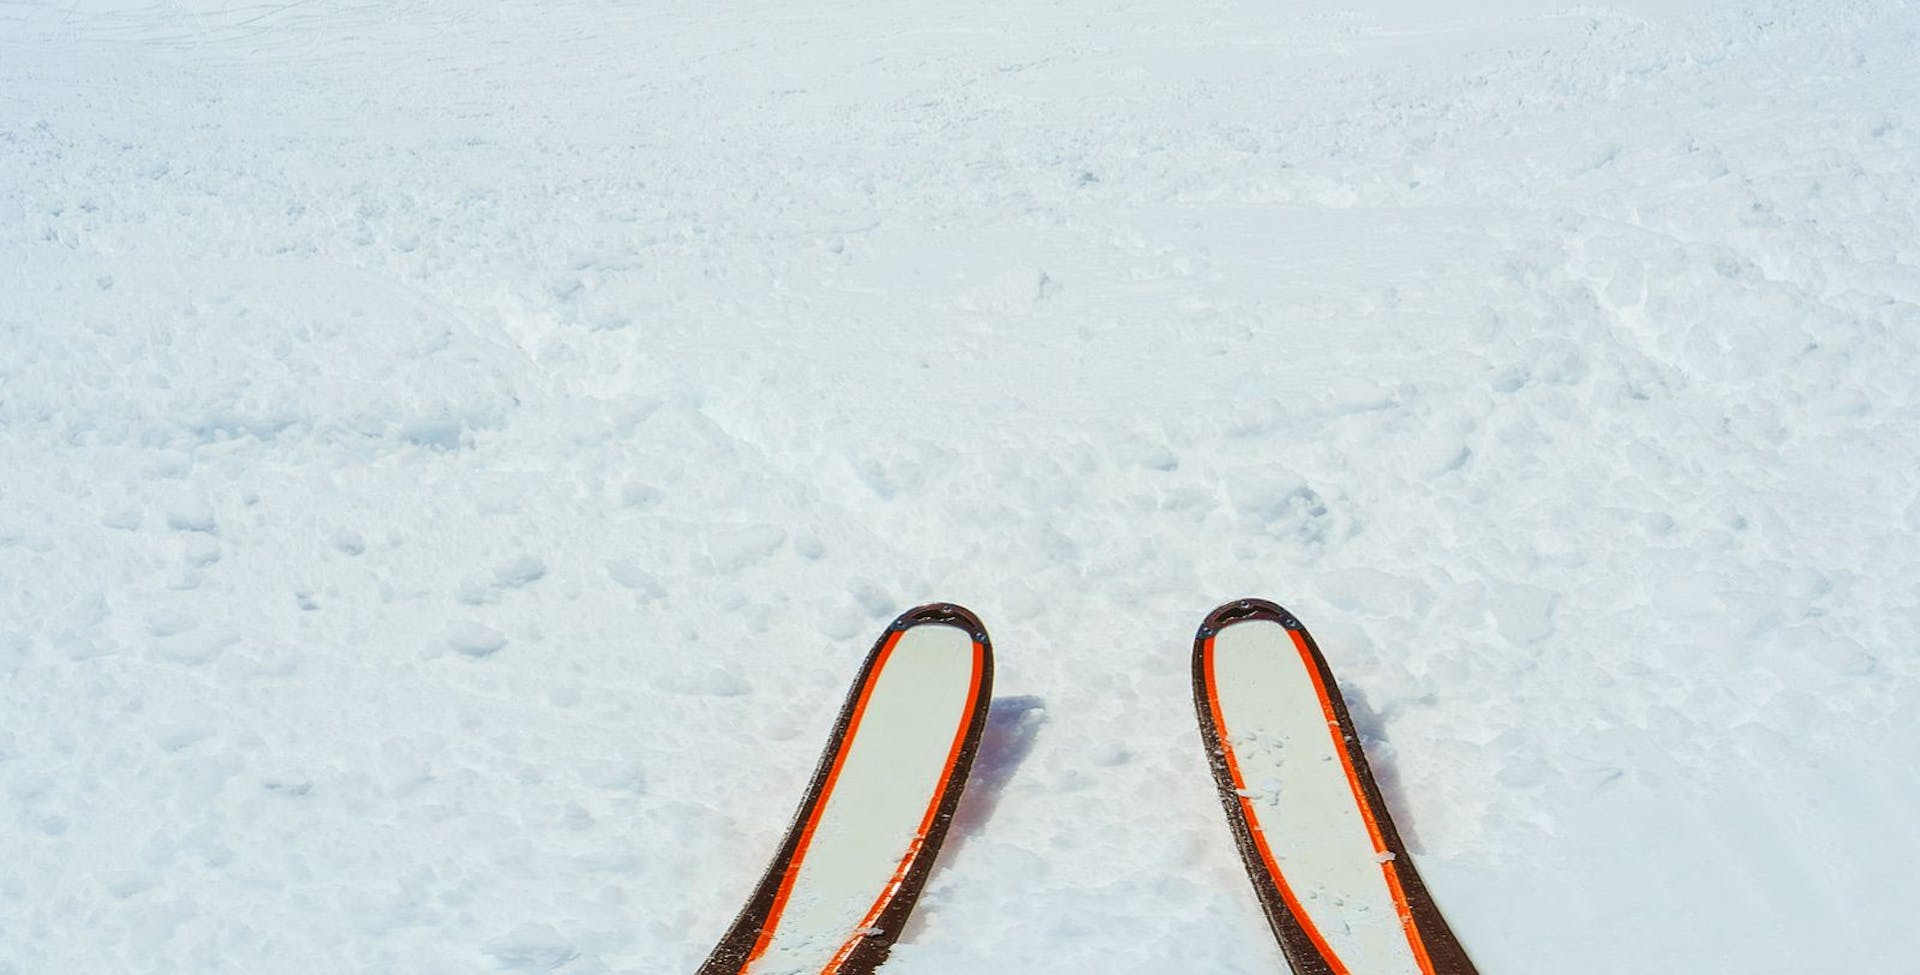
[2,1,1917,972]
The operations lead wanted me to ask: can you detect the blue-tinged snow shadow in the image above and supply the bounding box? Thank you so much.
[902,696,1046,940]
[902,698,1052,940]
[945,695,1047,850]
[1343,683,1431,853]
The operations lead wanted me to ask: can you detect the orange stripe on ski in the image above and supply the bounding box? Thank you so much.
[825,636,987,971]
[739,630,907,972]
[1203,634,1353,975]
[1285,627,1438,975]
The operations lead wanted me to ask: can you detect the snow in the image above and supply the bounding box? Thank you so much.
[2,0,1916,972]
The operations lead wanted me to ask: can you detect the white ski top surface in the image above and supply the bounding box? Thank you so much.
[744,623,980,974]
[1207,620,1426,975]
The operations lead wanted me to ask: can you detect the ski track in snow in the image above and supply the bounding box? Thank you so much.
[2,1,1917,972]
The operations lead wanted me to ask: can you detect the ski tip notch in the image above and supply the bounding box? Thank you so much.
[891,602,991,646]
[1197,597,1302,639]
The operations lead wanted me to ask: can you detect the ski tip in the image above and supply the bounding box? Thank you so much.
[889,603,990,646]
[1196,598,1303,640]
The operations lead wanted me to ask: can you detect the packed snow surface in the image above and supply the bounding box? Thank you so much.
[3,1,1917,972]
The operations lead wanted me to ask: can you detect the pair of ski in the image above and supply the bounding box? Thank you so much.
[697,600,1476,975]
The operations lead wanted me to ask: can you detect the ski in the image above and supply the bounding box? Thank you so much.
[699,604,994,975]
[1193,599,1477,975]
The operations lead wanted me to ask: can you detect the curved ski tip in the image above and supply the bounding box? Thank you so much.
[1198,598,1302,638]
[891,602,990,644]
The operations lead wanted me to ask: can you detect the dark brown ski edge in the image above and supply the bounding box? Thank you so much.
[1192,598,1477,975]
[697,603,994,975]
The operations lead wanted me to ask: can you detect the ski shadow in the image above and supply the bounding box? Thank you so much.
[1343,683,1431,853]
[903,694,1041,882]
[945,694,1047,851]
[901,695,1046,940]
